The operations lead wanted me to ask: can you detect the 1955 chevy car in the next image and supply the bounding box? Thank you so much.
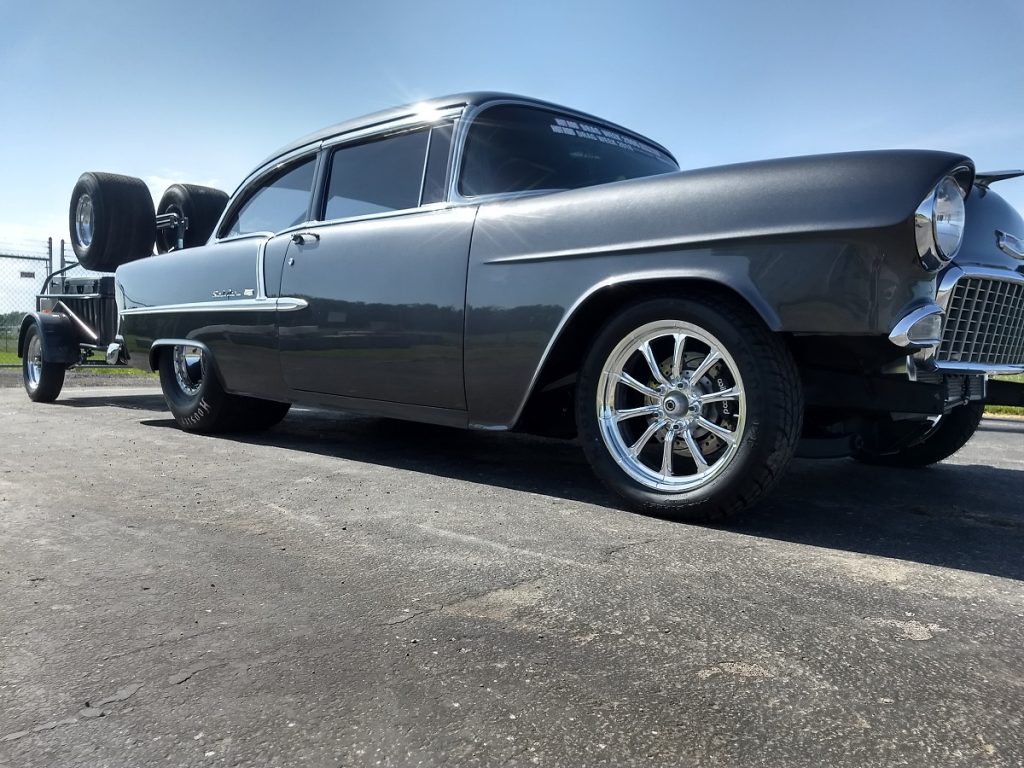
[20,92,1024,521]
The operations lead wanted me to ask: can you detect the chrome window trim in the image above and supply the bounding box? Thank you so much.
[215,231,275,246]
[417,128,433,208]
[316,112,460,223]
[215,148,322,242]
[317,107,463,151]
[314,201,450,229]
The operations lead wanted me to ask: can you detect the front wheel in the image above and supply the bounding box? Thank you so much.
[576,296,803,522]
[22,324,65,403]
[852,402,984,468]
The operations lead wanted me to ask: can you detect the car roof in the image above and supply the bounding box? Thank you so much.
[259,92,677,169]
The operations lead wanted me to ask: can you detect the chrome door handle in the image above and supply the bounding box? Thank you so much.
[291,231,320,244]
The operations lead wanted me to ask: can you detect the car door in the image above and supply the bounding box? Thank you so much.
[276,123,474,411]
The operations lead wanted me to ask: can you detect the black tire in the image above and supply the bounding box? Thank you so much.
[69,172,156,272]
[576,295,803,522]
[22,323,65,403]
[852,402,984,468]
[158,345,289,433]
[155,184,229,253]
[240,398,291,431]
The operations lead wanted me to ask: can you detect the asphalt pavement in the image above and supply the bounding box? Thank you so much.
[1,385,1022,767]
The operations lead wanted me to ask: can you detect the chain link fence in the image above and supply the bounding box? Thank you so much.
[0,239,52,364]
[0,238,108,366]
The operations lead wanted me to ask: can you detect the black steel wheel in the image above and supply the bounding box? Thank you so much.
[853,402,984,468]
[22,324,65,403]
[68,172,156,272]
[576,295,802,522]
[155,184,229,253]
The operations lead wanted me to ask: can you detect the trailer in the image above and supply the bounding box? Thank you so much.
[17,266,125,401]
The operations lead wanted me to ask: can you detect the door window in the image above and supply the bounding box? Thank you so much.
[223,157,317,237]
[323,129,432,221]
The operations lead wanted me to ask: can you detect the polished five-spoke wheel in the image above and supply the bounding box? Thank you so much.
[577,295,802,522]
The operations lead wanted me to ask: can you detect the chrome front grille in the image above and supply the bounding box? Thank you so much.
[937,275,1024,366]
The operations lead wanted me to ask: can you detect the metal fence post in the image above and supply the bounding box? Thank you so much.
[47,237,53,277]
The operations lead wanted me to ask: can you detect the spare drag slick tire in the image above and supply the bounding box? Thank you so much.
[155,183,229,253]
[69,172,156,272]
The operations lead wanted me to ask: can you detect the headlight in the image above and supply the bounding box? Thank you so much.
[915,175,966,271]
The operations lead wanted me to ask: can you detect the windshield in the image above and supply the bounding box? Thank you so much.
[459,104,678,197]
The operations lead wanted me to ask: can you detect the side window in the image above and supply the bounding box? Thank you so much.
[225,157,316,237]
[323,129,429,221]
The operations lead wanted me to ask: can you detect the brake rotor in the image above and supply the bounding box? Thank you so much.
[639,353,727,457]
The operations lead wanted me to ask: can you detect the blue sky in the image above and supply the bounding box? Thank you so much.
[2,0,1023,247]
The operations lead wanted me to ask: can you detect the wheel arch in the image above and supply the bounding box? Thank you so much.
[149,339,227,384]
[513,276,782,434]
[17,312,80,365]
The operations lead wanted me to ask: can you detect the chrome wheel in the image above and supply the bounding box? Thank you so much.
[597,320,746,492]
[25,333,42,392]
[172,345,205,396]
[75,193,94,247]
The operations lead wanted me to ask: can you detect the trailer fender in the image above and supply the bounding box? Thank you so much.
[18,313,81,365]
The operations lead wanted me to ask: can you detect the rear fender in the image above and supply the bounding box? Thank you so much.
[148,339,226,386]
[18,313,80,365]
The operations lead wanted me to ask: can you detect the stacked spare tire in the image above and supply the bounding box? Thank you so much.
[69,172,229,272]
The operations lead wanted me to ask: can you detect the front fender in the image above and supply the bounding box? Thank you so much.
[18,313,80,365]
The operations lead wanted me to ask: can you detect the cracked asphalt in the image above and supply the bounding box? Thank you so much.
[1,384,1023,767]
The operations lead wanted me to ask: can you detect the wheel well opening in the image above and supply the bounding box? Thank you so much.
[514,279,769,437]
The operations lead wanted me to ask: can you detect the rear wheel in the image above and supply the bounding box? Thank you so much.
[158,345,289,433]
[22,324,65,403]
[576,296,802,522]
[853,402,984,467]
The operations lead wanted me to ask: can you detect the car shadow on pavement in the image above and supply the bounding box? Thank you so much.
[133,397,1024,581]
[53,393,168,411]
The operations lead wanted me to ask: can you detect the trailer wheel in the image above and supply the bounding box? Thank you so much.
[155,184,229,253]
[22,324,65,402]
[69,172,156,272]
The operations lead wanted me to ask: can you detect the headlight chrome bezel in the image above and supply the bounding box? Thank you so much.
[915,173,968,272]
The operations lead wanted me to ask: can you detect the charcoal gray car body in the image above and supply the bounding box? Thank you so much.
[65,92,1024,518]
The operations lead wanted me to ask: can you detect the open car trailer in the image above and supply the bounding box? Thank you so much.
[18,205,200,401]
